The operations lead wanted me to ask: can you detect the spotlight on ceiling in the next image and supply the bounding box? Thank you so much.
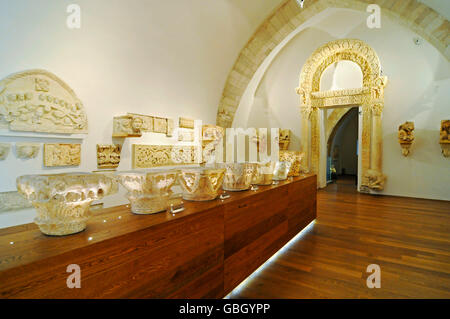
[296,0,304,9]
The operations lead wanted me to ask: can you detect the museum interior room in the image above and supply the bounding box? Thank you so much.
[0,0,449,300]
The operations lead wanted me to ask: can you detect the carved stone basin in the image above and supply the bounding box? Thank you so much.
[251,161,276,186]
[16,173,115,236]
[116,169,179,214]
[272,161,292,181]
[221,163,255,191]
[178,167,225,201]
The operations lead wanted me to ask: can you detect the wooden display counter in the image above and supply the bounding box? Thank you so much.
[0,174,316,298]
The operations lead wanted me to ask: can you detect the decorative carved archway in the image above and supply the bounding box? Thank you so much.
[216,0,449,128]
[296,39,387,192]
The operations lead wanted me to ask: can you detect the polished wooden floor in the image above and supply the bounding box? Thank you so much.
[228,177,450,298]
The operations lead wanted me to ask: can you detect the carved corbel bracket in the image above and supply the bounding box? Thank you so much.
[439,120,450,157]
[0,143,11,160]
[398,121,414,157]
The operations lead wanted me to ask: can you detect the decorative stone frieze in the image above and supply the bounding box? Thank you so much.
[0,69,87,134]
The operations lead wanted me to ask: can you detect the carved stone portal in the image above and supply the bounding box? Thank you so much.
[398,121,415,156]
[97,144,122,169]
[0,143,11,160]
[440,120,450,157]
[44,143,81,167]
[15,142,40,159]
[132,144,199,168]
[0,69,88,134]
[296,39,387,191]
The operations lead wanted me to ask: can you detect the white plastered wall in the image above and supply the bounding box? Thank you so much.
[0,0,284,228]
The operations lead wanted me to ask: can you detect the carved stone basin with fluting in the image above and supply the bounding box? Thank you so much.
[221,163,255,191]
[116,169,179,215]
[178,167,225,201]
[251,161,276,186]
[16,173,115,236]
[272,161,292,181]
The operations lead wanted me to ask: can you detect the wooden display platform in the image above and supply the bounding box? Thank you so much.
[0,174,316,298]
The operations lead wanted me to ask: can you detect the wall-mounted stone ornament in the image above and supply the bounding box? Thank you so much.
[127,113,153,132]
[178,130,195,142]
[112,115,143,138]
[398,121,415,156]
[44,143,81,167]
[279,129,291,150]
[97,144,121,169]
[132,144,199,168]
[295,39,387,191]
[440,120,450,157]
[0,143,11,160]
[112,114,174,138]
[153,117,167,134]
[0,69,88,134]
[15,142,40,159]
[0,191,32,212]
[166,118,174,137]
[179,117,195,129]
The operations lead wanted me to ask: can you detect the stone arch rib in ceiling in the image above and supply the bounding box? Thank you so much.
[216,0,450,128]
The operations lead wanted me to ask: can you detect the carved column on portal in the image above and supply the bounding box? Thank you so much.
[361,76,387,192]
[297,86,311,174]
[370,103,383,173]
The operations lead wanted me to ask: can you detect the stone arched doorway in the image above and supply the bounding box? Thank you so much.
[296,39,387,192]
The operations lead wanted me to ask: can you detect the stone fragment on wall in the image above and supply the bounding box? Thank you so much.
[15,143,40,159]
[0,143,11,160]
[44,143,81,167]
[132,144,198,168]
[0,69,88,134]
[97,144,121,169]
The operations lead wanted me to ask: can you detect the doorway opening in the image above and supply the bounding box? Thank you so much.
[326,107,359,187]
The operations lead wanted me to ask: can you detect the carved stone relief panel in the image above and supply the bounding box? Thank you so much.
[153,117,167,134]
[127,113,153,132]
[97,144,122,169]
[166,118,174,137]
[44,143,81,167]
[132,144,198,168]
[112,115,142,138]
[398,121,415,156]
[0,191,32,212]
[15,143,40,159]
[0,143,11,160]
[202,125,224,164]
[279,129,291,150]
[0,69,88,134]
[179,117,195,129]
[178,130,195,142]
[440,120,450,157]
